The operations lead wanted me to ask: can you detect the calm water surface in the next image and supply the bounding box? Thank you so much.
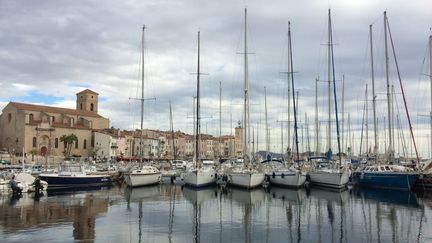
[0,183,431,243]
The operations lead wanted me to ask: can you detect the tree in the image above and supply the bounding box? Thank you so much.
[60,134,78,158]
[29,149,38,161]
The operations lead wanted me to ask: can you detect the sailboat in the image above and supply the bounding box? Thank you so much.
[264,22,306,188]
[227,8,265,189]
[182,31,217,187]
[124,25,162,187]
[352,12,419,190]
[308,9,351,189]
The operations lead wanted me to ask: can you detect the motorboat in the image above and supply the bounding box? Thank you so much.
[39,163,112,188]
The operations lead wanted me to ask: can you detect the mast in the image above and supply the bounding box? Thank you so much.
[370,24,378,158]
[387,12,420,163]
[348,113,352,156]
[195,31,201,168]
[243,8,250,164]
[265,86,269,153]
[169,100,176,160]
[329,9,342,164]
[140,25,145,164]
[288,21,300,162]
[366,83,369,155]
[305,112,311,156]
[315,77,319,155]
[327,9,332,152]
[219,81,222,159]
[341,75,345,154]
[280,121,283,156]
[429,35,432,159]
[193,96,196,161]
[384,11,393,163]
[287,24,291,152]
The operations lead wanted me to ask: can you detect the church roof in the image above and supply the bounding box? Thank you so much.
[76,89,99,95]
[9,102,104,118]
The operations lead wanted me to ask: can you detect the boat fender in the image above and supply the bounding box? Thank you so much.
[281,173,285,178]
[215,173,218,179]
[360,172,364,180]
[272,172,276,179]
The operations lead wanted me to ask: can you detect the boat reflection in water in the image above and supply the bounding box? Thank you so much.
[0,184,430,242]
[266,187,306,205]
[47,185,112,196]
[182,186,218,243]
[353,187,419,208]
[124,184,161,203]
[0,188,111,242]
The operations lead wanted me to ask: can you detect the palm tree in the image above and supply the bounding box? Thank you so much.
[60,134,78,158]
[29,149,38,161]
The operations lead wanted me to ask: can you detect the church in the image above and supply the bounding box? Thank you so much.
[0,89,109,158]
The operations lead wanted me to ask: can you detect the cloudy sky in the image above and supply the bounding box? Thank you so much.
[1,0,432,157]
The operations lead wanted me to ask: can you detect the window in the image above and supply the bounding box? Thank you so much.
[75,140,79,149]
[7,113,11,123]
[29,113,34,121]
[55,138,58,148]
[90,103,94,111]
[32,137,36,147]
[51,116,55,122]
[83,139,87,149]
[80,104,83,110]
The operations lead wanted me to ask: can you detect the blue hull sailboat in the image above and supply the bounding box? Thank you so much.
[353,165,418,190]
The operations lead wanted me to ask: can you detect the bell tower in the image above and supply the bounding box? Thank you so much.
[76,89,99,113]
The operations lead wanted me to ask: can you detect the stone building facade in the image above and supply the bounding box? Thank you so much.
[0,89,109,159]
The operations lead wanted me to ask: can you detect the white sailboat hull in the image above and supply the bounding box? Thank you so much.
[228,171,265,189]
[309,169,350,189]
[268,171,307,188]
[183,168,217,187]
[125,171,161,187]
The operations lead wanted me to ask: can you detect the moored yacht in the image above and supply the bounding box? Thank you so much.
[182,31,216,188]
[124,26,161,188]
[39,163,111,188]
[353,164,419,190]
[226,8,264,190]
[309,166,351,189]
[124,166,161,187]
[264,163,307,188]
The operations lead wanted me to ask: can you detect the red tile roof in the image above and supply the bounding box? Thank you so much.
[9,102,104,118]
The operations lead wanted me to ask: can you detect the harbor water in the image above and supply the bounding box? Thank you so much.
[0,184,431,243]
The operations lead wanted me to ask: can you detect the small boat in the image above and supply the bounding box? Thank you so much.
[263,160,307,188]
[227,165,265,189]
[15,172,48,192]
[39,164,111,188]
[309,167,351,189]
[352,164,419,190]
[183,164,217,188]
[124,166,161,187]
